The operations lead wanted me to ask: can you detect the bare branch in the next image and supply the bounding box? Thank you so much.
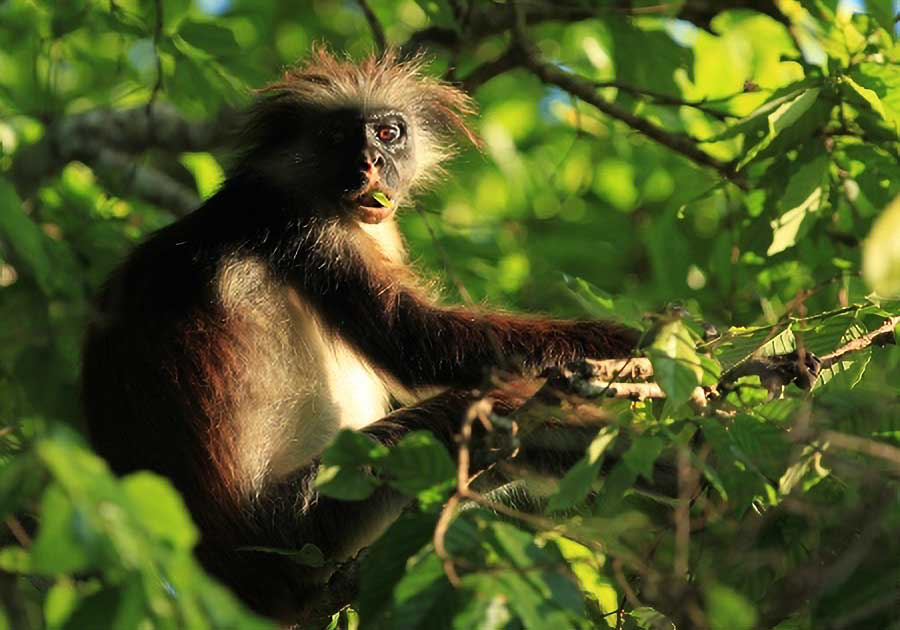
[9,103,229,204]
[821,430,900,473]
[579,358,654,381]
[593,80,739,120]
[569,313,898,405]
[91,147,200,215]
[820,316,900,368]
[148,0,164,112]
[503,1,744,188]
[403,2,602,55]
[459,48,523,93]
[357,0,387,54]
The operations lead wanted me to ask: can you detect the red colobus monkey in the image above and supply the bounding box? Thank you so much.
[82,49,637,622]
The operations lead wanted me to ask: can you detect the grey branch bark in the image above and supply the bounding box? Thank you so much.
[9,102,229,211]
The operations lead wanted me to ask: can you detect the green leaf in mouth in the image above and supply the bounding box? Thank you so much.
[371,191,392,207]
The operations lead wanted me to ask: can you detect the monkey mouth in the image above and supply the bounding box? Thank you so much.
[353,190,396,224]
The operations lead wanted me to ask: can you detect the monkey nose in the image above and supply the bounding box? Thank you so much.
[361,150,385,176]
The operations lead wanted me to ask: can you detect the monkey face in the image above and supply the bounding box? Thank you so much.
[342,109,413,224]
[235,50,477,223]
[259,105,415,224]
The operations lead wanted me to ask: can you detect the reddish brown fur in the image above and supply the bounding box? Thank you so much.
[82,50,639,622]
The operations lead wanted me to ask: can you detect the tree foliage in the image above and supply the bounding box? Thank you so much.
[0,1,899,628]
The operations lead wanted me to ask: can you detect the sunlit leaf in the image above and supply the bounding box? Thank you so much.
[863,194,900,297]
[314,464,378,501]
[706,584,757,630]
[735,87,826,169]
[767,149,828,256]
[647,320,703,407]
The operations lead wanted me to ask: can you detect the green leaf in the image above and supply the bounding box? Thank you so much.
[730,414,792,480]
[61,586,140,630]
[554,537,618,616]
[607,16,694,97]
[622,435,665,482]
[0,178,55,294]
[863,194,900,297]
[48,0,88,37]
[178,20,240,58]
[0,546,31,573]
[547,426,618,512]
[840,75,888,122]
[767,150,829,256]
[813,320,871,390]
[463,552,584,630]
[371,191,393,208]
[708,325,784,369]
[380,431,454,498]
[30,484,95,574]
[851,62,900,128]
[702,420,767,513]
[314,464,378,501]
[564,276,645,330]
[706,584,758,630]
[45,578,79,629]
[321,429,387,466]
[0,452,45,522]
[647,320,703,407]
[412,1,457,30]
[356,512,437,622]
[736,88,823,170]
[451,590,511,630]
[708,86,810,142]
[391,551,454,630]
[755,325,797,358]
[631,606,676,630]
[122,472,198,550]
[181,153,224,200]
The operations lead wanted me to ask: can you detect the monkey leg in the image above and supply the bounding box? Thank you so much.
[196,387,515,623]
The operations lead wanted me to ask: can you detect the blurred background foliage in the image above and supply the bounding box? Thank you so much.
[0,0,899,628]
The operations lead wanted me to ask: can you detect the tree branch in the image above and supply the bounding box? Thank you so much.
[8,102,228,210]
[91,147,200,215]
[503,5,745,188]
[357,0,387,54]
[820,316,900,369]
[593,80,739,121]
[571,315,898,404]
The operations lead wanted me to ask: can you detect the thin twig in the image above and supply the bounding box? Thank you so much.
[821,431,900,473]
[593,80,738,120]
[5,517,31,547]
[505,1,746,189]
[820,316,899,368]
[147,0,164,114]
[357,0,387,54]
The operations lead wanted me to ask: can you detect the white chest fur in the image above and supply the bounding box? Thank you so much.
[216,257,390,494]
[214,220,407,494]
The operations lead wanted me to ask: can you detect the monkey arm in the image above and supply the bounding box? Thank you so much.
[285,218,638,388]
[391,298,639,387]
[303,272,637,388]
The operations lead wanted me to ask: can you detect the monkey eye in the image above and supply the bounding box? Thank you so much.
[376,124,402,143]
